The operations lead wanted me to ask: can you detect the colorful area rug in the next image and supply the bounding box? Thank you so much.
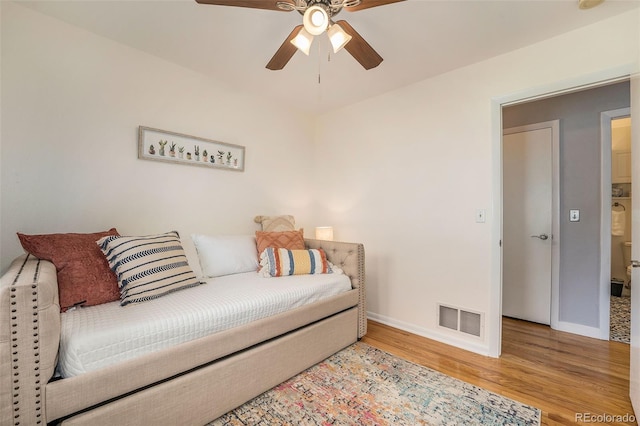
[610,295,631,344]
[210,342,541,425]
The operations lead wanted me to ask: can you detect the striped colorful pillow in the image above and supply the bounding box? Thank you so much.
[259,247,331,277]
[97,231,202,306]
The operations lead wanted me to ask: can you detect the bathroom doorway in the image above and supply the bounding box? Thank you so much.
[605,112,632,343]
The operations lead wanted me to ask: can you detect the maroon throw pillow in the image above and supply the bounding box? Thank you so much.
[17,228,120,311]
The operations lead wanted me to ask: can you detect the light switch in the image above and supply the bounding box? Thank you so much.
[570,209,580,222]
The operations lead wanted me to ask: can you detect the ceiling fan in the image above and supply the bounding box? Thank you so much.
[195,0,404,70]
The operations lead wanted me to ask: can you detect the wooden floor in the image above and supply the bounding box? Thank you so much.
[361,318,635,425]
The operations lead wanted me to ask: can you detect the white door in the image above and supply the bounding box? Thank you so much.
[629,76,639,413]
[503,121,558,325]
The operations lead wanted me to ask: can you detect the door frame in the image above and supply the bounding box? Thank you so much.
[600,107,631,341]
[502,121,560,329]
[488,68,633,357]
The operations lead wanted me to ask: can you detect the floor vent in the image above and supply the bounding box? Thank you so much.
[438,304,483,338]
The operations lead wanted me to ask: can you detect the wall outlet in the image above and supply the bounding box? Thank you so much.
[475,209,486,223]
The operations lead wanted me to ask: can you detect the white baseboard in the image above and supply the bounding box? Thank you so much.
[554,320,607,340]
[367,311,491,356]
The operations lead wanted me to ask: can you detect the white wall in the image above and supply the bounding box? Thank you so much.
[314,10,640,355]
[1,2,316,272]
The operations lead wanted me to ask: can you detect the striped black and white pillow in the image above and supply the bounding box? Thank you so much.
[97,231,202,306]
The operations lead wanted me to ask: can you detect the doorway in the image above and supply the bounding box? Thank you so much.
[601,109,632,343]
[502,121,559,326]
[500,80,630,344]
[493,75,637,412]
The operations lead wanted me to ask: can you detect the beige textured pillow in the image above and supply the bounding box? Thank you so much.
[254,215,296,232]
[255,229,305,255]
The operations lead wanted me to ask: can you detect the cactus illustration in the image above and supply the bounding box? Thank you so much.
[194,145,200,161]
[169,142,177,157]
[202,149,208,162]
[158,140,168,156]
[226,151,232,165]
[217,150,225,163]
[178,146,184,159]
[148,144,155,155]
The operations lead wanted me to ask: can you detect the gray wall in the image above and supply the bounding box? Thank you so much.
[502,81,630,328]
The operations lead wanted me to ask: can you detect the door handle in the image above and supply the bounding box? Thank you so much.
[531,234,549,241]
[632,260,640,268]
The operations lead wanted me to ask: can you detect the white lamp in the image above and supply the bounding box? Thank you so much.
[327,22,352,53]
[315,226,334,241]
[290,27,314,55]
[303,5,329,35]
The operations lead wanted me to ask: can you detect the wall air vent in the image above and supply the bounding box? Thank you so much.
[437,304,483,338]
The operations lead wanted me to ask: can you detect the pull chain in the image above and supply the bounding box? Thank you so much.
[318,41,332,84]
[317,36,321,84]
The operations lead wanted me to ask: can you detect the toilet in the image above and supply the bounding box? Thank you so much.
[622,241,632,288]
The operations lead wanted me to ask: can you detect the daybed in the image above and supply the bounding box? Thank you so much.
[0,237,366,425]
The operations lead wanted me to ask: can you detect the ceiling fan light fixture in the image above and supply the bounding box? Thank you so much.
[578,0,604,9]
[303,5,329,35]
[328,22,352,53]
[290,27,314,55]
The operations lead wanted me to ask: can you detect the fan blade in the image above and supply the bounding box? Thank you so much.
[344,0,404,12]
[195,0,291,12]
[266,25,303,70]
[337,20,383,70]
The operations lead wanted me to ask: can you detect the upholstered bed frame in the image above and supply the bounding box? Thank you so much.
[0,238,366,425]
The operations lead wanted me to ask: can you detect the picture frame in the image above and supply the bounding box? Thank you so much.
[138,126,245,172]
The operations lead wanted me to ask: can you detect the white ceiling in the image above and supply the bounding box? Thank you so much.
[16,0,640,113]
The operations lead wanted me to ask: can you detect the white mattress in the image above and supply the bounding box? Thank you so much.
[57,271,351,378]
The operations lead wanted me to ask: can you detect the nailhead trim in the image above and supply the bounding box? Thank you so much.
[8,255,44,425]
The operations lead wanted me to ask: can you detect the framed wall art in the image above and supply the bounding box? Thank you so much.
[138,126,245,172]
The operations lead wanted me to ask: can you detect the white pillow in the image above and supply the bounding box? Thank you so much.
[181,234,204,279]
[191,234,259,277]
